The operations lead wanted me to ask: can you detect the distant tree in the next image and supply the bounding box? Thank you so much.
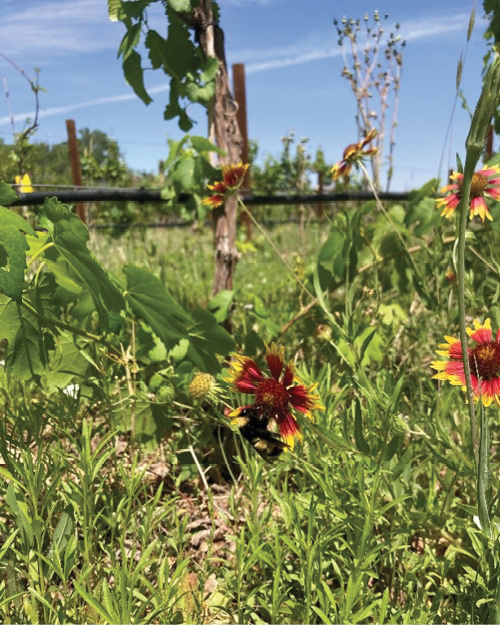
[78,128,131,187]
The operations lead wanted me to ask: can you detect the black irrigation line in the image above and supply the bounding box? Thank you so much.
[13,187,413,230]
[11,188,411,207]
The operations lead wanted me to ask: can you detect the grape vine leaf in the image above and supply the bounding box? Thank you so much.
[43,332,90,393]
[0,206,36,302]
[0,296,48,380]
[123,264,190,348]
[41,198,125,331]
[168,0,195,11]
[123,50,152,105]
[187,307,234,373]
[0,181,20,206]
[124,264,234,372]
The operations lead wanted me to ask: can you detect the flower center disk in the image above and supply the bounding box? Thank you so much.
[470,172,489,197]
[255,379,289,412]
[471,342,500,380]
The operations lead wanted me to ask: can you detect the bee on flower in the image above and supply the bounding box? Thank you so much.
[203,162,249,208]
[226,343,323,451]
[431,318,500,407]
[331,129,378,181]
[435,165,500,222]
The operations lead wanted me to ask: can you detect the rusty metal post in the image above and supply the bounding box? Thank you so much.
[65,119,86,223]
[232,63,251,240]
[316,171,324,220]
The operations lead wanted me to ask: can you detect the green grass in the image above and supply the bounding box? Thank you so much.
[2,203,500,623]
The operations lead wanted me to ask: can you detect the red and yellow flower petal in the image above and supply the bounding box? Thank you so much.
[222,162,249,189]
[276,412,302,450]
[469,196,492,222]
[361,128,378,146]
[226,355,263,393]
[436,193,460,218]
[437,166,500,221]
[264,342,285,381]
[432,319,500,406]
[282,363,295,388]
[331,161,351,180]
[288,382,324,419]
[467,318,492,344]
[202,194,225,208]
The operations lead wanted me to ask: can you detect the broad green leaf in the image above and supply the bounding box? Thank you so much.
[123,264,190,349]
[107,0,121,21]
[0,223,29,302]
[172,156,198,192]
[43,332,90,393]
[178,108,194,131]
[208,289,234,323]
[168,0,197,14]
[190,135,221,154]
[187,307,235,373]
[117,22,142,60]
[185,80,215,105]
[165,9,199,79]
[145,29,166,69]
[0,206,35,236]
[0,207,36,301]
[0,180,19,206]
[123,50,152,105]
[0,294,19,345]
[200,57,219,82]
[0,298,47,380]
[41,199,125,330]
[119,0,152,19]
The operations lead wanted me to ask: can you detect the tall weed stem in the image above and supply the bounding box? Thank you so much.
[237,198,315,300]
[456,153,479,469]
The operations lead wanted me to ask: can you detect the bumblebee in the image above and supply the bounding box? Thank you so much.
[232,406,289,460]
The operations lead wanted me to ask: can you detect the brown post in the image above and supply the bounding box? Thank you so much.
[232,63,251,240]
[65,119,86,223]
[486,124,494,161]
[316,171,324,220]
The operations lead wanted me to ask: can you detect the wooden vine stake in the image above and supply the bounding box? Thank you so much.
[192,0,243,295]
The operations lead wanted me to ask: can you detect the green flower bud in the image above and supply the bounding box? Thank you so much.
[466,53,500,157]
[156,381,175,404]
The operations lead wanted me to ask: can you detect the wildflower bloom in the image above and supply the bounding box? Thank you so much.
[435,166,500,222]
[331,129,378,181]
[222,162,249,189]
[203,181,227,209]
[203,162,249,208]
[431,319,500,407]
[226,343,323,449]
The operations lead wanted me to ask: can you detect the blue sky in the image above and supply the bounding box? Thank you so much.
[0,0,492,190]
